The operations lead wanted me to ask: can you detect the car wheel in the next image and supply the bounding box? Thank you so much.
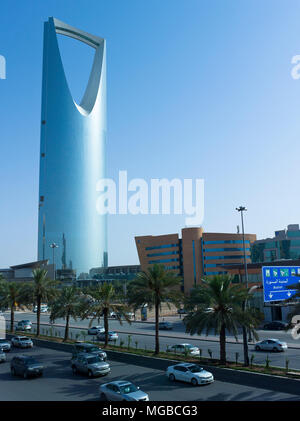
[255,345,261,351]
[88,370,93,378]
[23,371,28,379]
[191,378,198,386]
[273,347,278,352]
[168,373,175,382]
[72,366,77,375]
[11,367,16,376]
[100,393,107,401]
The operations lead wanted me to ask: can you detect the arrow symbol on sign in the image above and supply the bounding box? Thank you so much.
[287,292,292,297]
[269,293,273,298]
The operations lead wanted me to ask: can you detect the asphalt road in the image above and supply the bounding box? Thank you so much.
[5,312,300,370]
[0,344,300,401]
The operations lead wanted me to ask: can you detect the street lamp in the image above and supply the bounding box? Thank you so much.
[50,242,59,280]
[236,206,250,365]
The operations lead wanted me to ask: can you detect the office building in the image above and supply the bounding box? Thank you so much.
[37,17,107,277]
[135,227,256,293]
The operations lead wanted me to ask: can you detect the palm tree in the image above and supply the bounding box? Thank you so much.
[81,282,131,347]
[0,281,28,332]
[128,264,182,354]
[183,275,263,365]
[49,286,81,341]
[23,268,57,337]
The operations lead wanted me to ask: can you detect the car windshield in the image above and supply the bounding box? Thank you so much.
[184,345,194,349]
[20,337,30,341]
[86,357,101,364]
[188,365,204,373]
[119,384,138,394]
[89,347,99,352]
[24,358,38,365]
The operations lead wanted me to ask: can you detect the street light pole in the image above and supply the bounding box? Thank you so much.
[50,242,59,280]
[236,206,250,366]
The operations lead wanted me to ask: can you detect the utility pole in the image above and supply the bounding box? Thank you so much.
[236,206,250,366]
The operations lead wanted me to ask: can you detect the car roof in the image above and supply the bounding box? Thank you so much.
[173,363,200,368]
[110,380,132,386]
[14,336,29,339]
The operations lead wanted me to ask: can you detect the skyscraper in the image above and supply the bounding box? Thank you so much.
[37,17,107,277]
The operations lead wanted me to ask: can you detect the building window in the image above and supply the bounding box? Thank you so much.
[145,243,179,251]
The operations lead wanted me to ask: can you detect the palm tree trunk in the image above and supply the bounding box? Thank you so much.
[64,312,70,342]
[36,297,41,337]
[154,300,159,355]
[104,308,109,348]
[10,304,14,333]
[219,323,226,364]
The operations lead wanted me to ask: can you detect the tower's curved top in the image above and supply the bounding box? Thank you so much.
[47,17,105,116]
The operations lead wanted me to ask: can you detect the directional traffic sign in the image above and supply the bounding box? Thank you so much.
[262,266,300,302]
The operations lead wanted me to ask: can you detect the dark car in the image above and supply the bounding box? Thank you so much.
[263,321,289,331]
[72,343,107,361]
[11,356,44,379]
[159,322,173,330]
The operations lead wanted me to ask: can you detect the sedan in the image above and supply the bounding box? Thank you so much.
[263,321,288,331]
[97,331,119,341]
[167,343,200,356]
[255,339,288,352]
[99,381,149,401]
[0,338,11,352]
[0,349,6,363]
[167,363,214,386]
[11,336,33,348]
[159,322,173,330]
[88,326,105,335]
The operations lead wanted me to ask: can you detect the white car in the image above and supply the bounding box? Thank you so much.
[88,326,105,335]
[99,381,149,401]
[97,331,119,341]
[167,363,214,386]
[11,336,33,348]
[255,339,288,352]
[167,343,200,356]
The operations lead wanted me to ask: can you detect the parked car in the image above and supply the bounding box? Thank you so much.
[0,349,6,363]
[159,322,173,330]
[11,336,33,349]
[263,321,289,331]
[166,363,214,386]
[16,321,32,331]
[33,305,48,313]
[167,343,200,356]
[99,381,149,401]
[71,353,110,377]
[0,338,11,352]
[11,356,43,378]
[97,331,119,341]
[255,339,288,352]
[88,326,105,335]
[72,342,107,361]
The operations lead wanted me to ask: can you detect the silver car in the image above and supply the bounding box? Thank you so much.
[11,336,33,348]
[0,338,11,352]
[71,353,110,377]
[255,339,288,352]
[88,326,105,335]
[167,343,200,356]
[97,331,119,341]
[99,381,149,401]
[0,349,6,363]
[167,363,214,386]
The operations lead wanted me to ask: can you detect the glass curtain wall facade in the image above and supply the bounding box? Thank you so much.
[37,17,107,277]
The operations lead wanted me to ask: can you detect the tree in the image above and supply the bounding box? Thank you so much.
[23,268,57,337]
[49,286,81,341]
[0,281,28,332]
[128,264,182,354]
[183,275,263,364]
[80,282,131,347]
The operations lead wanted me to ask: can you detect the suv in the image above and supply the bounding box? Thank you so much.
[71,353,110,377]
[0,338,11,352]
[72,343,107,361]
[11,356,43,379]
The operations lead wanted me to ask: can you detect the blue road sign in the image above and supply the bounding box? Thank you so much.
[262,266,300,302]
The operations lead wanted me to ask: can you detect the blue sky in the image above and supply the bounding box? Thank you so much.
[1,0,300,268]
